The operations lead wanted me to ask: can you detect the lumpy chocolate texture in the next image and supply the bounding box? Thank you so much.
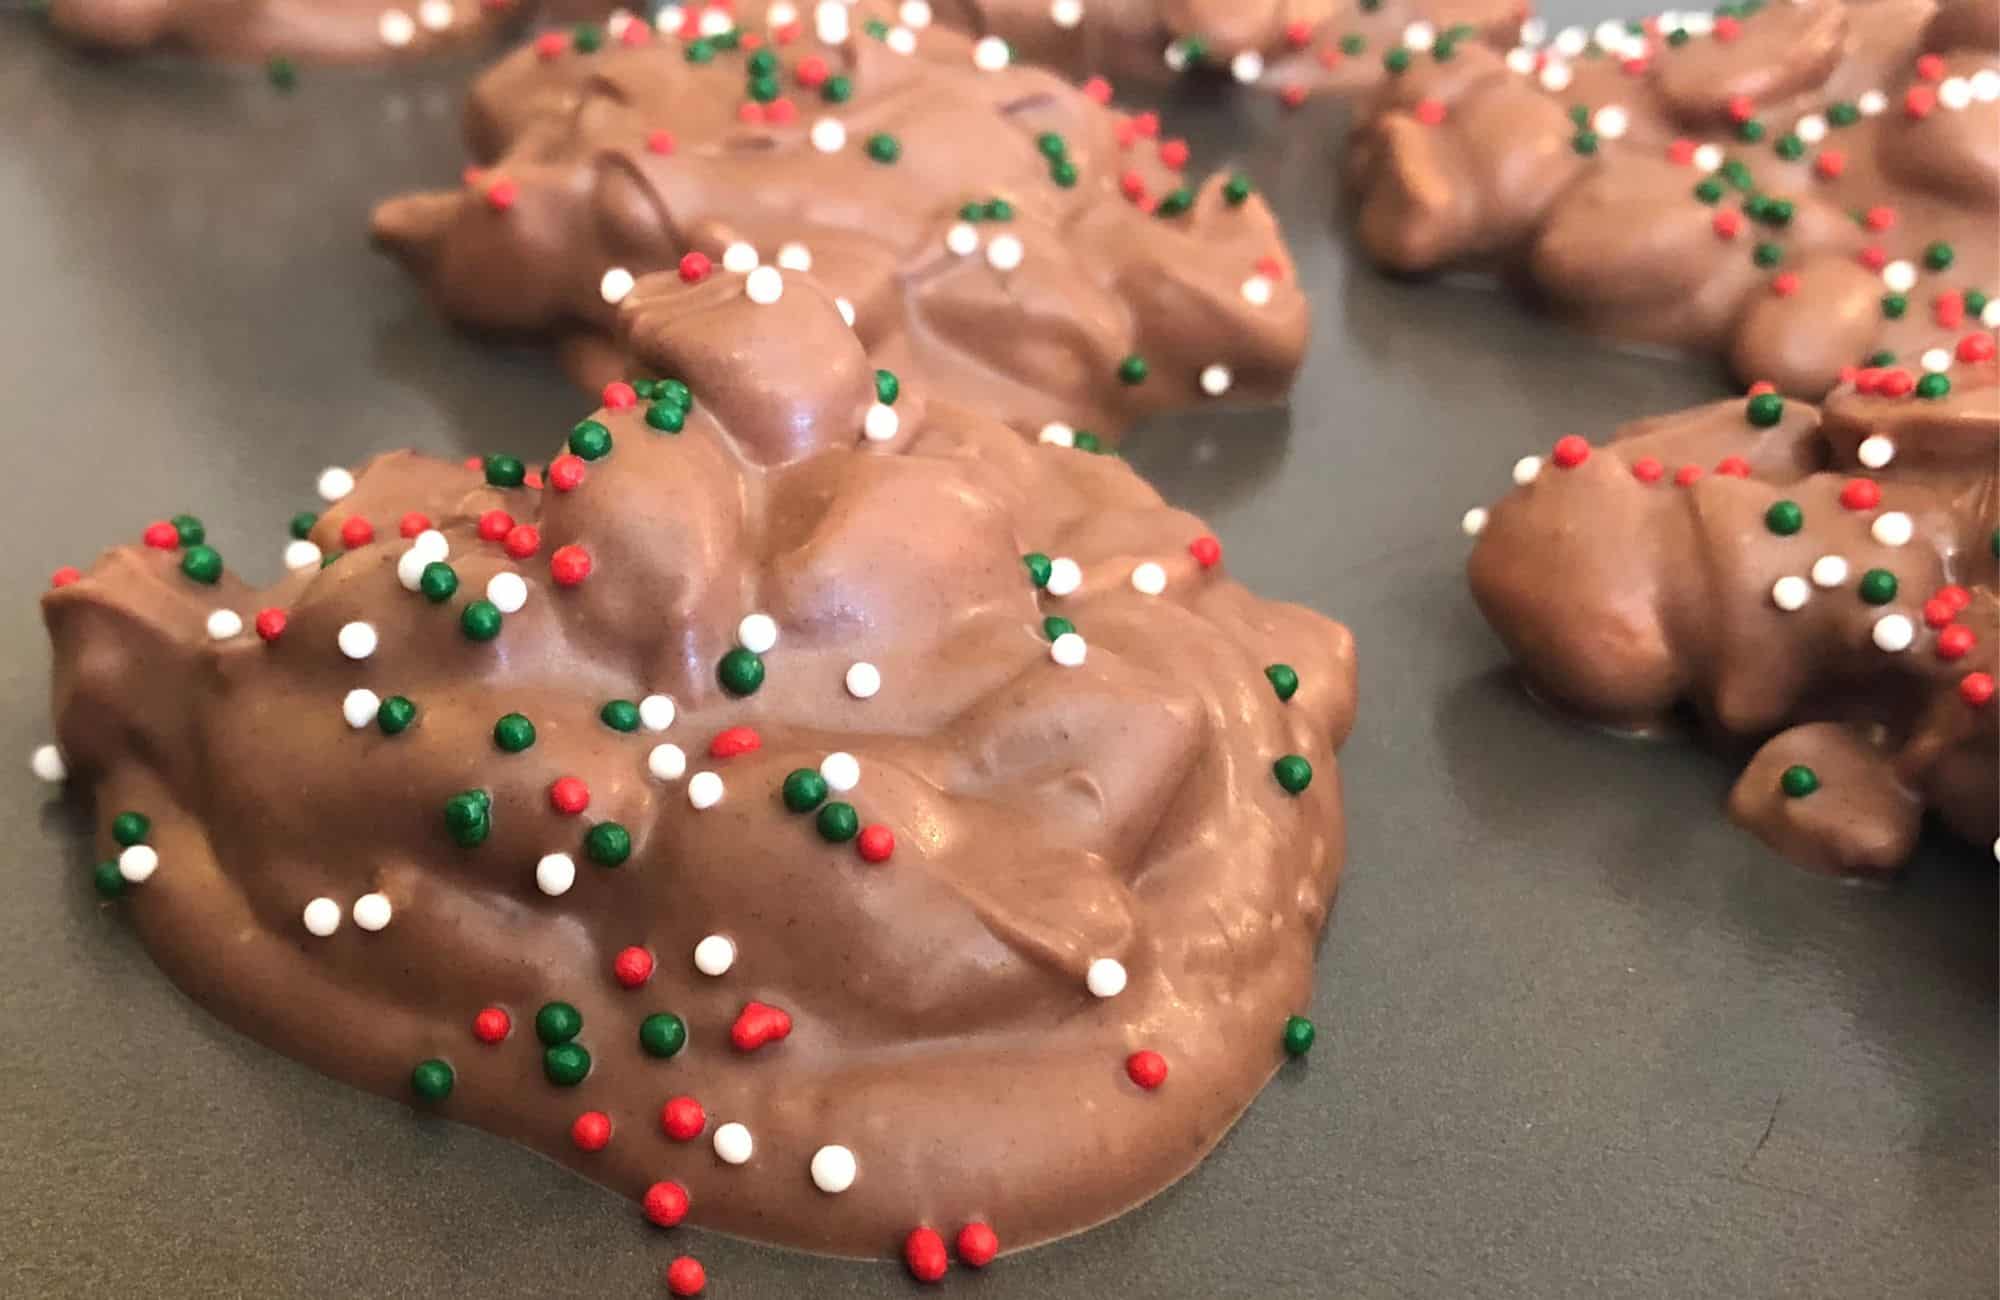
[41,270,1355,1258]
[1347,0,2000,398]
[1465,366,1997,874]
[371,4,1308,441]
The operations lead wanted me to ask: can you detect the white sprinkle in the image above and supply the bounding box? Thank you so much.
[648,743,688,782]
[766,3,797,25]
[810,118,847,153]
[1973,70,2000,103]
[486,572,528,614]
[713,1122,754,1164]
[1199,364,1233,396]
[1131,562,1167,595]
[814,0,848,44]
[29,744,66,784]
[886,25,917,54]
[1512,456,1543,486]
[863,402,900,442]
[1519,17,1546,44]
[836,297,857,327]
[1986,301,2000,329]
[1593,105,1629,139]
[722,242,760,274]
[1538,60,1573,93]
[206,609,244,640]
[639,695,676,732]
[776,242,813,272]
[1552,25,1585,54]
[536,852,577,896]
[1881,260,1917,294]
[1810,555,1850,588]
[1230,50,1263,83]
[337,621,379,660]
[1921,347,1952,374]
[1857,435,1895,469]
[1592,18,1625,47]
[1795,114,1827,143]
[342,688,382,729]
[1038,422,1076,448]
[1771,576,1810,611]
[1683,12,1713,35]
[985,233,1024,272]
[898,0,931,27]
[1939,77,1972,111]
[845,662,882,698]
[396,550,432,591]
[688,770,725,809]
[411,529,448,561]
[737,613,779,653]
[378,9,415,47]
[1461,507,1489,537]
[605,10,630,38]
[1050,0,1082,28]
[302,896,342,936]
[1240,275,1273,306]
[697,4,730,35]
[352,892,393,931]
[1692,143,1724,172]
[1164,41,1190,72]
[599,266,636,305]
[317,467,355,502]
[1872,613,1914,653]
[1045,557,1082,596]
[1085,956,1127,997]
[654,3,682,32]
[1050,631,1088,666]
[810,1144,857,1193]
[694,934,736,976]
[820,751,860,793]
[1404,20,1437,49]
[1870,511,1913,547]
[745,266,784,305]
[118,844,158,884]
[416,0,452,30]
[973,35,1010,70]
[945,223,980,257]
[1505,47,1537,74]
[1857,89,1887,116]
[284,540,323,571]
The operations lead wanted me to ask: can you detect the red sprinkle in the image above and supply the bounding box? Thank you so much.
[484,178,518,212]
[1118,169,1148,203]
[708,725,761,758]
[254,608,287,642]
[956,1222,999,1269]
[1938,585,1973,613]
[399,511,432,539]
[1838,479,1881,510]
[1879,369,1915,398]
[1863,206,1896,232]
[1960,672,1996,707]
[1903,85,1936,118]
[1958,334,1995,364]
[1713,14,1740,40]
[1712,210,1743,240]
[571,1111,612,1152]
[794,53,829,88]
[550,543,593,586]
[1746,381,1777,397]
[503,523,541,559]
[856,824,895,863]
[765,97,797,125]
[1188,535,1222,568]
[730,1001,793,1052]
[339,516,375,549]
[1674,465,1704,486]
[548,455,587,493]
[678,251,713,284]
[533,30,567,59]
[142,521,179,550]
[1813,150,1846,180]
[549,776,590,815]
[602,381,637,411]
[1915,52,1945,81]
[1859,245,1889,271]
[1714,456,1751,478]
[1923,598,1957,629]
[646,128,676,155]
[1158,139,1190,170]
[643,1180,690,1227]
[612,946,654,988]
[1413,97,1447,127]
[472,1007,511,1043]
[1131,111,1160,139]
[477,509,515,542]
[1551,435,1590,468]
[1631,457,1664,484]
[1937,625,1975,660]
[619,16,650,45]
[1770,271,1800,297]
[665,1256,706,1297]
[905,1228,949,1283]
[49,566,82,589]
[1934,293,1966,329]
[661,1097,705,1141]
[1725,93,1755,123]
[1284,19,1312,47]
[1666,138,1696,165]
[1126,1049,1169,1089]
[1081,76,1112,105]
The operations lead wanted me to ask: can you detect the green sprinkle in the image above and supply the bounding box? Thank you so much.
[685,37,713,62]
[782,768,829,813]
[600,699,641,732]
[1074,432,1103,453]
[1774,134,1803,161]
[822,74,852,103]
[875,369,900,405]
[1050,159,1078,187]
[646,400,685,433]
[1157,188,1194,217]
[180,545,222,585]
[1273,755,1313,794]
[718,648,765,696]
[865,133,900,164]
[443,790,491,848]
[1117,355,1149,385]
[1572,130,1599,156]
[1023,552,1052,587]
[1916,373,1950,400]
[461,600,503,641]
[535,1001,582,1045]
[1858,569,1898,605]
[377,696,417,736]
[111,811,150,847]
[639,1013,688,1059]
[92,861,126,899]
[1339,34,1366,55]
[1282,1015,1316,1057]
[493,713,536,752]
[1036,132,1067,161]
[571,22,600,51]
[585,822,632,867]
[1223,174,1253,205]
[1736,119,1765,143]
[1752,242,1783,269]
[266,56,297,91]
[1779,765,1819,798]
[1828,101,1859,126]
[568,420,613,460]
[1265,664,1299,701]
[1746,392,1784,427]
[1043,616,1074,641]
[171,514,205,546]
[816,801,860,843]
[1881,293,1907,319]
[411,1059,455,1101]
[1764,500,1804,535]
[419,562,458,603]
[484,455,526,488]
[543,1043,591,1086]
[288,511,318,540]
[1923,241,1953,271]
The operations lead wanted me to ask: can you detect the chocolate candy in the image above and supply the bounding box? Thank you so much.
[371,6,1308,440]
[1347,0,1999,397]
[39,266,1355,1259]
[1463,365,1997,873]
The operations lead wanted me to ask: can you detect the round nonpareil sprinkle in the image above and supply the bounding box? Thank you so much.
[302,897,342,937]
[694,935,735,975]
[811,1144,857,1193]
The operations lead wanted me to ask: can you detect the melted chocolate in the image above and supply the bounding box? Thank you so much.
[1464,367,1997,873]
[40,270,1355,1259]
[1346,0,2000,398]
[372,6,1308,440]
